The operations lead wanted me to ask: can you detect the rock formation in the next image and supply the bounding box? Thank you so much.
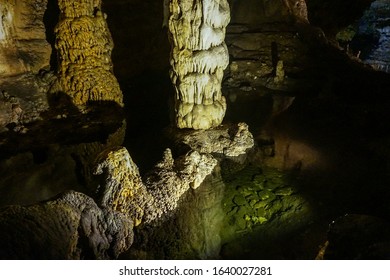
[284,0,309,23]
[51,0,123,107]
[0,191,134,259]
[0,0,51,77]
[94,146,218,225]
[170,122,255,157]
[0,145,217,259]
[168,0,230,129]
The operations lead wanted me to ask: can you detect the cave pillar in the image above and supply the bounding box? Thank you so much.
[53,0,123,107]
[168,0,230,130]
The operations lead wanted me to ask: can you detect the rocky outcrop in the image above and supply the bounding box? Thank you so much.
[0,144,217,259]
[51,0,123,107]
[93,146,218,226]
[127,166,226,260]
[0,0,51,77]
[0,191,134,259]
[170,122,254,157]
[168,0,230,129]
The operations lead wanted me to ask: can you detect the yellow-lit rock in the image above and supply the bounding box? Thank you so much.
[94,147,148,226]
[168,0,230,129]
[53,0,123,107]
[93,146,217,226]
[0,0,51,77]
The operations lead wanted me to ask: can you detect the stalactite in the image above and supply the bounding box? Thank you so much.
[52,0,123,107]
[168,0,230,130]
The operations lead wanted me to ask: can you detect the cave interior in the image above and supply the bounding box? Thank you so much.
[1,0,390,260]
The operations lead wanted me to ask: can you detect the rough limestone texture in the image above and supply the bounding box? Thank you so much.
[93,146,217,226]
[0,0,51,77]
[127,166,225,260]
[0,191,133,259]
[171,122,254,157]
[168,0,230,129]
[52,0,123,107]
[284,0,309,23]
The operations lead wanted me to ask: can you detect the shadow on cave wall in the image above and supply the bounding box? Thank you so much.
[103,0,173,173]
[43,0,60,71]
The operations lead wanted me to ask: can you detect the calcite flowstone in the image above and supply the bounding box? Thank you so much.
[168,0,230,129]
[0,191,133,259]
[94,146,218,225]
[51,0,123,107]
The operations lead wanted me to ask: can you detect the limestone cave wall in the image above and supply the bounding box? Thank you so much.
[0,0,51,77]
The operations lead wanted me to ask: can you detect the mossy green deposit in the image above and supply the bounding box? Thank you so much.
[221,164,306,241]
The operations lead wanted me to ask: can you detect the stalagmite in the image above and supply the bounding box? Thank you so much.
[168,0,230,129]
[52,0,123,107]
[93,146,217,226]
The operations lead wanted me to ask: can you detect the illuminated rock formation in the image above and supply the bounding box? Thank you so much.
[168,0,230,129]
[170,122,255,157]
[93,146,217,225]
[0,191,133,259]
[52,0,123,107]
[284,0,309,23]
[0,0,51,77]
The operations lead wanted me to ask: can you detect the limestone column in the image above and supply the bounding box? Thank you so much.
[53,0,123,107]
[168,0,230,129]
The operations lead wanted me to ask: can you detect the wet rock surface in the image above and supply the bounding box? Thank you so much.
[219,164,314,259]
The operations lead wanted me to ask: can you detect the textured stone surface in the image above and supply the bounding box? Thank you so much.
[93,146,218,226]
[224,24,312,93]
[171,122,254,157]
[51,0,123,107]
[0,191,134,259]
[168,0,230,129]
[0,73,52,132]
[0,0,51,77]
[126,166,225,260]
[0,113,126,207]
